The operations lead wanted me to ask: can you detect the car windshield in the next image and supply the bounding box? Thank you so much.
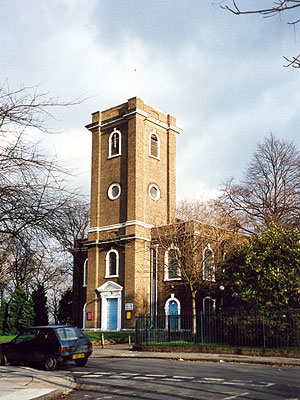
[56,327,79,341]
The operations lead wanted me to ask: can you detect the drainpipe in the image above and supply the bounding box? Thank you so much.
[82,303,87,329]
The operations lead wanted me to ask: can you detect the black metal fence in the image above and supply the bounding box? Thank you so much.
[135,310,300,349]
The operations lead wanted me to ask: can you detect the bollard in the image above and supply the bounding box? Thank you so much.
[101,333,105,348]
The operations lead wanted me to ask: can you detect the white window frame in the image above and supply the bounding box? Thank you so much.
[203,244,215,282]
[105,249,119,278]
[148,183,160,201]
[83,258,88,287]
[203,296,216,314]
[149,129,160,160]
[164,245,181,281]
[108,128,122,159]
[108,183,121,200]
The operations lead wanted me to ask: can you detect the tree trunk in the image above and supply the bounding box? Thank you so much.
[191,291,197,338]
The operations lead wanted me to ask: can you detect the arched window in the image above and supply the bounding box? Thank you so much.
[203,296,216,314]
[164,245,181,280]
[108,128,121,158]
[149,130,160,159]
[83,258,88,287]
[203,244,215,281]
[105,249,119,278]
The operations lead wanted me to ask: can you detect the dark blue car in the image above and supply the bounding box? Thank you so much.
[0,325,93,370]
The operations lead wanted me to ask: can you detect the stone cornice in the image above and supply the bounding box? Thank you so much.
[88,220,154,233]
[85,108,182,134]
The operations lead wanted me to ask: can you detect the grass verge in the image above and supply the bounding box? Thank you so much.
[0,335,16,343]
[84,331,135,345]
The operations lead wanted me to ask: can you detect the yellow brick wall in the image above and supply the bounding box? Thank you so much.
[85,97,181,329]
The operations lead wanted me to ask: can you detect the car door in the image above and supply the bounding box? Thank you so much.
[8,328,38,363]
[31,329,58,362]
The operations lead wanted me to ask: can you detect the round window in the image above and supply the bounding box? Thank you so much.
[149,184,160,201]
[108,183,121,200]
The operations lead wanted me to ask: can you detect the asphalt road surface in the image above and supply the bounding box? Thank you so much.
[62,358,300,400]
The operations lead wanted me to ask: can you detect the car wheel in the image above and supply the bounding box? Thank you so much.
[43,354,58,371]
[75,357,88,367]
[0,353,6,366]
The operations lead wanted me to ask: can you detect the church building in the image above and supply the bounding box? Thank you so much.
[73,97,221,331]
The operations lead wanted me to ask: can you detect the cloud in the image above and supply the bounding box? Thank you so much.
[1,0,300,202]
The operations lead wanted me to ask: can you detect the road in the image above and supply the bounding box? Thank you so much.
[62,357,300,400]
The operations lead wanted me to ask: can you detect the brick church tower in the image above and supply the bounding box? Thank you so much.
[80,97,181,330]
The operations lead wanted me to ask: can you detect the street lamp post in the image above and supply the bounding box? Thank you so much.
[219,285,225,307]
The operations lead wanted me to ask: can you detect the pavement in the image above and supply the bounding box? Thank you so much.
[0,343,299,400]
[0,364,76,400]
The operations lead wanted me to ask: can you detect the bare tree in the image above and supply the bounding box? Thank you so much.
[0,135,81,288]
[153,214,229,336]
[220,134,300,233]
[0,194,89,301]
[0,81,84,241]
[53,199,90,252]
[177,198,240,231]
[0,81,81,134]
[47,281,72,324]
[221,1,300,68]
[0,81,86,300]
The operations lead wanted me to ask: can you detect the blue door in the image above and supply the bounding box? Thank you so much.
[168,300,178,330]
[107,298,118,330]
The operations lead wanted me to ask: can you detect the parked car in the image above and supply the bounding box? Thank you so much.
[0,325,93,370]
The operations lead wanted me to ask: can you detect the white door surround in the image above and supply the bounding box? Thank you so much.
[96,281,123,331]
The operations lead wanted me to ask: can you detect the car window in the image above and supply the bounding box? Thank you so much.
[36,330,49,342]
[56,327,78,341]
[36,329,57,344]
[14,329,37,343]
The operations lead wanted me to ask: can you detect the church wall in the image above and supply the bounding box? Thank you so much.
[85,245,100,329]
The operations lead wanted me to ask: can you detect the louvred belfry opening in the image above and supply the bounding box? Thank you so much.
[150,133,159,158]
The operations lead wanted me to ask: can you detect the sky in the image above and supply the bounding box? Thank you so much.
[1,0,300,201]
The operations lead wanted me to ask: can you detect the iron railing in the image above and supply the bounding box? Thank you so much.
[135,310,300,349]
